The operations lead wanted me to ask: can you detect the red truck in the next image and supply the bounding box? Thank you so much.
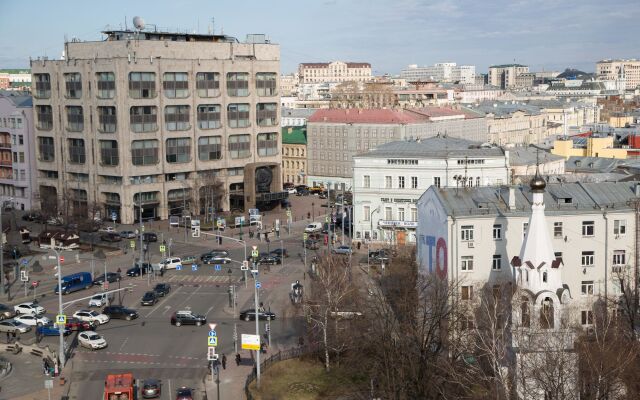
[104,373,135,400]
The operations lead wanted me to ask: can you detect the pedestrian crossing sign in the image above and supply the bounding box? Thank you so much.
[176,264,182,271]
[160,245,166,253]
[130,240,135,249]
[208,336,218,347]
[56,314,66,325]
[192,264,198,271]
[252,249,259,258]
[215,264,221,271]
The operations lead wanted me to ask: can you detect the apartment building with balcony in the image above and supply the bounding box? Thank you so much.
[31,26,282,224]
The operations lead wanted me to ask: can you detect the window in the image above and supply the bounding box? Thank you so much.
[227,72,249,96]
[543,271,547,283]
[68,139,86,164]
[227,104,250,128]
[36,106,53,130]
[412,176,419,189]
[166,138,191,163]
[165,105,190,131]
[18,152,24,163]
[197,105,221,129]
[398,176,405,189]
[38,137,54,161]
[614,220,626,236]
[581,310,593,326]
[554,222,563,238]
[363,175,370,188]
[493,224,502,240]
[128,72,156,98]
[257,133,278,156]
[256,72,277,96]
[582,221,594,236]
[130,106,158,132]
[492,255,502,271]
[196,72,220,97]
[411,208,417,222]
[523,222,528,239]
[256,103,277,126]
[163,72,189,98]
[64,72,82,98]
[99,140,119,166]
[581,281,594,296]
[131,140,159,165]
[581,251,594,267]
[555,252,563,264]
[385,207,392,220]
[461,285,473,300]
[66,106,84,132]
[18,135,23,145]
[613,250,626,265]
[34,73,51,98]
[363,205,370,221]
[96,72,115,98]
[461,225,474,241]
[97,106,116,133]
[476,177,480,187]
[461,256,474,271]
[398,208,405,221]
[198,136,222,161]
[385,176,392,189]
[228,134,250,159]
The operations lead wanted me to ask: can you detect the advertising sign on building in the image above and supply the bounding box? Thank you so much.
[416,189,448,279]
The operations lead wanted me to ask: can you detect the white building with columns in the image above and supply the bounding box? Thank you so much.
[353,137,509,244]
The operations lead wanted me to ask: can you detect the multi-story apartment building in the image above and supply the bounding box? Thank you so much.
[489,64,530,89]
[0,91,37,210]
[417,179,639,327]
[281,126,307,185]
[279,73,298,97]
[31,27,282,224]
[596,59,640,90]
[298,61,371,84]
[306,108,487,187]
[465,102,547,146]
[400,63,476,84]
[280,108,316,127]
[353,137,509,243]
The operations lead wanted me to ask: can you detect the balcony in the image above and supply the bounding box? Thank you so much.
[0,143,11,149]
[0,160,12,167]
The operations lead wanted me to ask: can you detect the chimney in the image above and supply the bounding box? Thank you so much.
[635,182,640,197]
[508,187,516,210]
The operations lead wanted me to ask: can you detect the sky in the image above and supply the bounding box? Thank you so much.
[1,0,639,75]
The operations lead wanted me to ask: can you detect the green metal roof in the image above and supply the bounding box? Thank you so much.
[281,126,307,145]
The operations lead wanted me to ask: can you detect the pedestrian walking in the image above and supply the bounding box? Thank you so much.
[222,354,227,370]
[357,241,361,250]
[303,271,306,281]
[235,353,241,366]
[5,332,9,344]
[11,331,16,343]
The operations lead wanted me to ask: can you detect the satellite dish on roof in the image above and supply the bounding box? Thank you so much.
[133,16,145,30]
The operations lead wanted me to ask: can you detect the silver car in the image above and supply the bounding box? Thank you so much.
[332,245,352,255]
[0,319,31,333]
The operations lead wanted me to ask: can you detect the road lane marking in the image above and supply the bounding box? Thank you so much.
[118,337,128,352]
[174,285,202,310]
[144,286,181,318]
[204,306,214,318]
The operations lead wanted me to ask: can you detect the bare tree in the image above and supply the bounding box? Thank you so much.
[330,81,395,109]
[194,172,224,222]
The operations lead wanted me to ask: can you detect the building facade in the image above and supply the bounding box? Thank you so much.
[0,92,38,210]
[31,28,282,224]
[281,126,307,185]
[353,138,509,243]
[489,64,530,89]
[465,102,547,146]
[400,63,476,84]
[596,59,640,90]
[298,61,371,84]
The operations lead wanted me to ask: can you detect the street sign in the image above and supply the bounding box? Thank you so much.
[256,281,262,289]
[208,336,218,347]
[286,209,291,217]
[103,282,109,290]
[241,261,249,271]
[208,330,217,337]
[303,233,308,240]
[214,264,221,271]
[111,212,117,221]
[176,264,182,271]
[56,314,66,325]
[130,240,135,249]
[192,264,198,272]
[59,256,64,263]
[21,258,28,265]
[159,245,166,253]
[44,379,54,389]
[241,333,260,351]
[248,208,259,216]
[325,216,329,223]
[20,270,28,282]
[252,250,259,258]
[207,347,217,361]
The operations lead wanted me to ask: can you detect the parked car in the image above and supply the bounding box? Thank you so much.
[239,309,276,321]
[141,232,158,242]
[92,272,121,286]
[127,263,151,277]
[258,255,281,265]
[100,232,122,242]
[304,222,323,233]
[153,283,171,297]
[170,311,206,327]
[119,230,136,239]
[64,317,96,331]
[180,255,198,265]
[14,314,50,326]
[89,293,114,308]
[287,187,297,194]
[318,191,328,199]
[369,249,391,263]
[332,245,352,255]
[142,379,162,399]
[100,226,116,233]
[0,320,31,333]
[0,304,16,320]
[269,248,289,258]
[102,305,139,321]
[73,309,110,325]
[176,387,194,400]
[36,323,71,336]
[141,291,158,306]
[14,302,45,316]
[78,331,107,350]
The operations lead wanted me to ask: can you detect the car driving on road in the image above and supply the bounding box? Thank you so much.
[64,317,96,331]
[92,272,121,285]
[170,311,206,327]
[78,331,107,350]
[14,314,50,326]
[153,283,171,297]
[102,305,139,321]
[142,378,162,398]
[332,245,352,255]
[239,309,276,321]
[119,230,136,239]
[258,255,281,265]
[201,254,231,264]
[126,263,152,277]
[141,291,158,306]
[0,304,16,320]
[14,302,45,316]
[89,293,114,308]
[73,309,110,325]
[36,323,71,336]
[176,387,194,400]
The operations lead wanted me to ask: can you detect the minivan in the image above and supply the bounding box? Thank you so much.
[304,222,323,233]
[55,272,93,295]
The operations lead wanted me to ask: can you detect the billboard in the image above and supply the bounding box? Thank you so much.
[417,189,448,279]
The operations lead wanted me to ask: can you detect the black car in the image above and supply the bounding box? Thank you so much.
[176,386,194,400]
[92,272,122,285]
[200,250,229,261]
[126,263,151,277]
[304,239,319,250]
[170,311,206,327]
[102,305,139,321]
[21,212,43,222]
[270,248,289,258]
[100,232,122,242]
[153,283,171,297]
[258,255,281,265]
[141,291,157,306]
[141,232,158,243]
[142,378,162,399]
[239,309,276,321]
[202,254,231,264]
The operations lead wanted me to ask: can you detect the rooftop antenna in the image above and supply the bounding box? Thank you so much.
[211,17,215,35]
[124,16,128,30]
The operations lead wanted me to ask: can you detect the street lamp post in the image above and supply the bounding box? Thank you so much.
[50,239,65,367]
[311,202,314,221]
[252,262,261,387]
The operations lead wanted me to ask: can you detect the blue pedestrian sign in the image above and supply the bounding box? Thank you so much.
[111,212,117,221]
[192,264,198,271]
[215,264,221,271]
[21,259,28,265]
[208,330,217,337]
[176,264,182,271]
[256,281,262,289]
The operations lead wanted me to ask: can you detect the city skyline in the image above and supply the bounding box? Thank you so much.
[1,0,639,75]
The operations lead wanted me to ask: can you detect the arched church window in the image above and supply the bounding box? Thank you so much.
[540,297,554,329]
[543,271,547,283]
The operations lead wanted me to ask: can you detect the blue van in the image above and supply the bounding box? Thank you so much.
[55,272,93,295]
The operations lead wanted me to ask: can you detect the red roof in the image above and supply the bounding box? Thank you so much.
[308,109,427,124]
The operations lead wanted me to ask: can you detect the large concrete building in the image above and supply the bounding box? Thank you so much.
[298,61,371,84]
[31,26,283,224]
[400,63,476,84]
[596,59,640,91]
[489,64,530,89]
[0,91,38,210]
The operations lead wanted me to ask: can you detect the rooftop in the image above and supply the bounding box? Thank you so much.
[0,91,32,108]
[490,64,528,68]
[464,101,542,117]
[101,29,241,43]
[406,106,482,120]
[308,109,427,125]
[354,137,504,159]
[300,62,371,68]
[281,126,307,145]
[281,108,317,119]
[509,147,564,166]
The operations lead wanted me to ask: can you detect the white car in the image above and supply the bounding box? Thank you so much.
[287,188,297,194]
[155,257,182,271]
[78,331,107,350]
[73,310,110,325]
[14,302,45,316]
[304,222,323,233]
[88,293,114,308]
[14,314,51,326]
[100,226,116,233]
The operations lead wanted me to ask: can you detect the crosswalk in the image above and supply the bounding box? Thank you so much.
[164,274,241,284]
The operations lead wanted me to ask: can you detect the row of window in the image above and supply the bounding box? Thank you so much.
[362,205,418,222]
[0,117,23,129]
[363,175,421,190]
[463,219,627,242]
[33,72,277,99]
[310,126,396,137]
[37,133,278,165]
[36,103,278,132]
